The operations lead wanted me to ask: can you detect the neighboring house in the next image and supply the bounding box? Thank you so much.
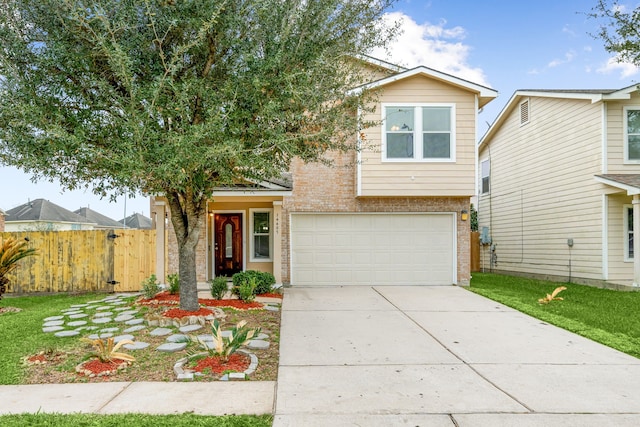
[0,208,5,232]
[75,207,126,230]
[152,57,497,286]
[4,199,96,231]
[478,85,640,288]
[121,213,152,230]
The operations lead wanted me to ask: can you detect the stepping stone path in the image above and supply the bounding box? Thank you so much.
[41,292,279,364]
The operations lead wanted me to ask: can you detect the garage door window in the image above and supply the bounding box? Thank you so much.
[251,209,272,262]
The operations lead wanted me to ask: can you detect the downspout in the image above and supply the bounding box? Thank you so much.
[634,195,640,287]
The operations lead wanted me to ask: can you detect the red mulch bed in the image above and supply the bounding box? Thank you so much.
[163,307,214,318]
[27,354,47,364]
[257,292,283,299]
[139,292,263,310]
[192,353,250,375]
[77,359,128,377]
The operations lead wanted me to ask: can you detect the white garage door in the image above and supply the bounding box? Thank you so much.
[291,213,455,286]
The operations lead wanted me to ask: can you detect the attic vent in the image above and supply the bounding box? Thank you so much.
[520,99,530,125]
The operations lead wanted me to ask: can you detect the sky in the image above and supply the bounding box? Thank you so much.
[1,0,638,220]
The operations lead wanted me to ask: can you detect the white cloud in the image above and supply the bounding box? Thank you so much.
[548,51,576,68]
[369,12,490,86]
[562,25,576,37]
[597,57,640,78]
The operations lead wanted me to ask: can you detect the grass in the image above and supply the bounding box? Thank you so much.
[470,273,640,359]
[0,413,272,426]
[0,293,111,385]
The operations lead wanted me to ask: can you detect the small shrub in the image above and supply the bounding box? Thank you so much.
[141,274,160,299]
[209,276,229,300]
[190,319,260,363]
[80,337,135,363]
[236,277,257,302]
[167,273,180,295]
[232,270,276,296]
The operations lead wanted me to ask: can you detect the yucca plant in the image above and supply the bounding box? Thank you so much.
[191,319,260,363]
[0,237,37,300]
[538,286,567,304]
[80,337,136,363]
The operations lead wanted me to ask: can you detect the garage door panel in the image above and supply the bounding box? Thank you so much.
[291,213,455,286]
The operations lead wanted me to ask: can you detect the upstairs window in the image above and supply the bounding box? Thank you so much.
[383,104,455,162]
[481,160,490,194]
[625,107,640,162]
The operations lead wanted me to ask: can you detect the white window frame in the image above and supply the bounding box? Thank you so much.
[624,204,634,262]
[382,103,456,163]
[623,106,640,163]
[481,159,490,194]
[249,208,273,262]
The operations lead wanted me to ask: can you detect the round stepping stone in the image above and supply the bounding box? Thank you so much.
[43,326,65,333]
[156,342,187,352]
[44,315,64,322]
[85,305,98,310]
[118,310,139,316]
[87,333,114,340]
[43,320,65,327]
[94,311,113,318]
[109,301,127,306]
[178,324,202,333]
[150,327,173,337]
[70,303,89,308]
[265,305,280,312]
[246,339,270,350]
[102,296,120,302]
[92,317,112,324]
[68,313,88,319]
[114,307,130,312]
[95,306,112,311]
[83,326,99,331]
[114,314,134,322]
[221,331,232,338]
[100,327,120,333]
[123,325,146,333]
[67,320,87,327]
[255,333,269,340]
[55,330,80,338]
[113,334,135,343]
[62,310,83,316]
[125,318,144,326]
[196,334,213,342]
[166,334,189,343]
[123,342,150,350]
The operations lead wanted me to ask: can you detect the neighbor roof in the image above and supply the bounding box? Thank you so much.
[75,207,125,228]
[6,199,94,224]
[120,213,152,229]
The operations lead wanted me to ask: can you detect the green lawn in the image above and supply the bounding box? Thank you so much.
[470,273,640,359]
[0,413,272,427]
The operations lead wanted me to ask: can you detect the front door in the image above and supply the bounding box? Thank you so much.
[214,213,243,277]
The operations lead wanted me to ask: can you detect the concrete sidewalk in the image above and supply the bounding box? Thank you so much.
[273,285,640,427]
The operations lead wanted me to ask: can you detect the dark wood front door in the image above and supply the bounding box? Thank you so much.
[214,213,243,277]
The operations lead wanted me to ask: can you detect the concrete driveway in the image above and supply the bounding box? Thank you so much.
[273,285,640,426]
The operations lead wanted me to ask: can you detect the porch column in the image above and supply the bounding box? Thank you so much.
[634,195,640,287]
[153,200,167,283]
[272,201,283,284]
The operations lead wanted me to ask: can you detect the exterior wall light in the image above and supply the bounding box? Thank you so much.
[461,210,469,221]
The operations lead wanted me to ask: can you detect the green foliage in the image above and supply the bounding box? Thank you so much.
[167,273,180,295]
[80,337,135,363]
[0,238,38,300]
[470,273,640,358]
[0,0,398,312]
[236,278,257,303]
[0,413,273,427]
[588,1,640,67]
[209,276,229,300]
[190,319,260,363]
[141,274,160,300]
[470,203,478,232]
[232,270,275,297]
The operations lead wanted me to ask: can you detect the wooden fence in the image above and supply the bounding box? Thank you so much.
[0,229,156,294]
[470,231,480,272]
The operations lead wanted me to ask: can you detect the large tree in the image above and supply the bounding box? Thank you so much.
[0,0,397,310]
[590,0,640,66]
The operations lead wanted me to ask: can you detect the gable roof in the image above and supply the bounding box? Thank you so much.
[120,213,152,229]
[74,207,125,228]
[349,65,498,108]
[5,199,95,224]
[479,84,640,150]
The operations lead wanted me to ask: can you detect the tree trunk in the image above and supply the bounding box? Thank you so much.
[166,191,207,312]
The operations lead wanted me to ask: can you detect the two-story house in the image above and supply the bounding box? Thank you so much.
[152,57,497,287]
[478,85,640,288]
